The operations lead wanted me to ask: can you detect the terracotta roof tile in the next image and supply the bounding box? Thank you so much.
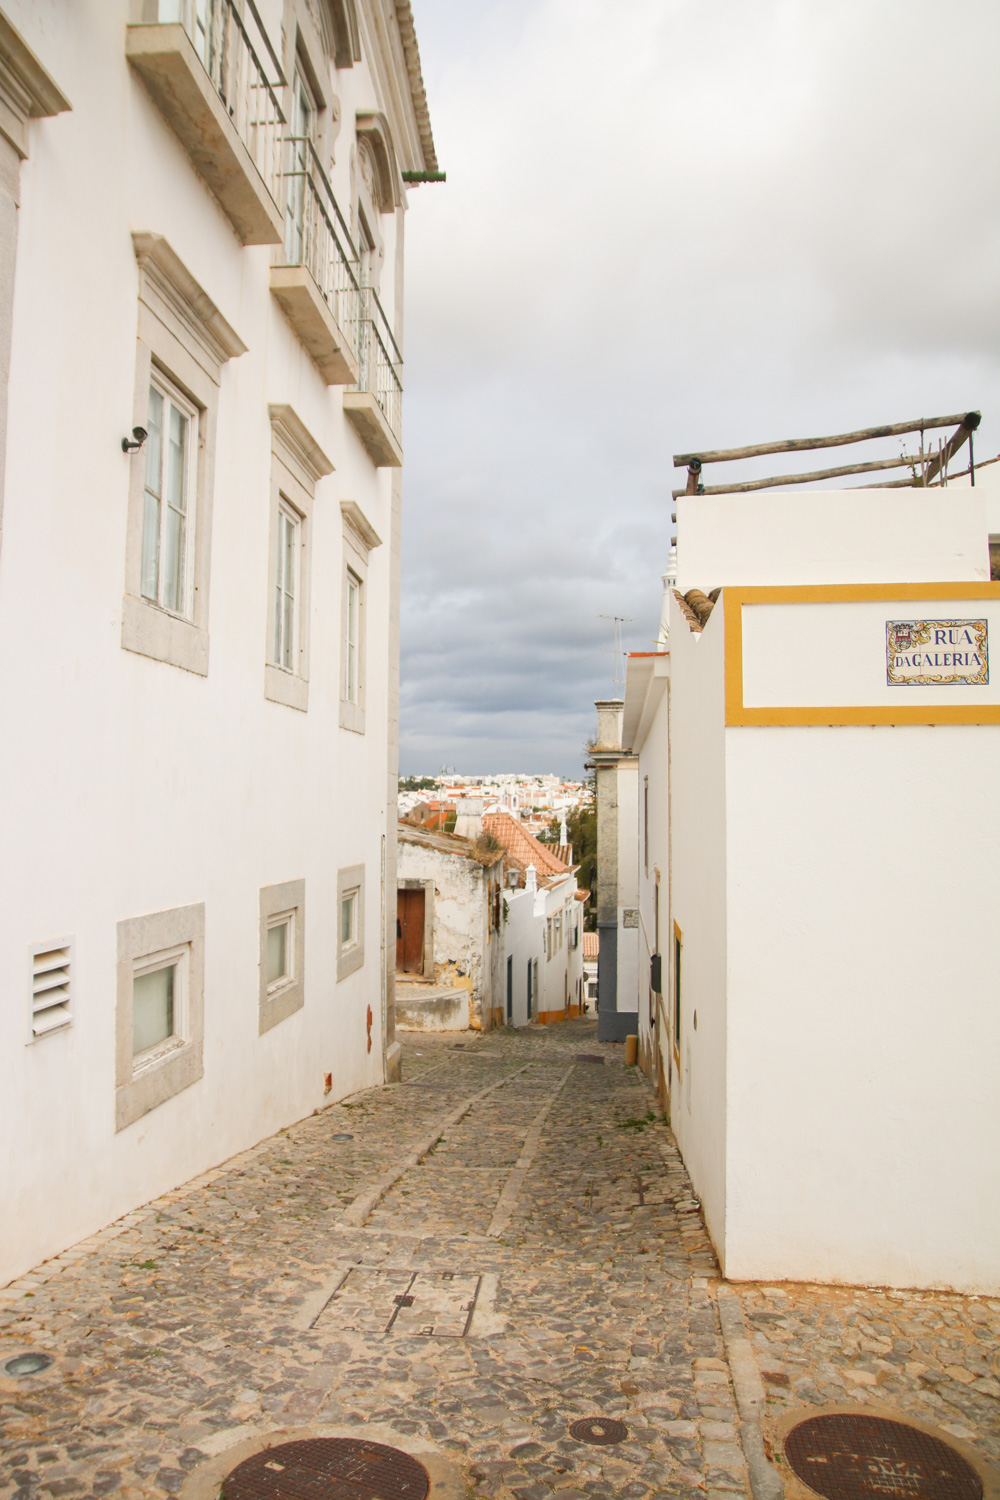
[481,812,572,880]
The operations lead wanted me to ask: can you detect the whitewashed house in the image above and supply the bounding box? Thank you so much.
[615,482,1000,1294]
[0,0,437,1287]
[483,813,585,1027]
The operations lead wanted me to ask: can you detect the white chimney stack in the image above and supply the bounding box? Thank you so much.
[453,796,484,840]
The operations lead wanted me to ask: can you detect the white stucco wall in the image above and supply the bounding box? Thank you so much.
[666,592,729,1258]
[630,661,669,1090]
[502,884,545,1027]
[615,760,640,1018]
[676,489,988,591]
[724,722,1000,1293]
[0,2,416,1284]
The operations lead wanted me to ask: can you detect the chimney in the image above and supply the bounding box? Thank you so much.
[525,863,537,893]
[594,699,624,752]
[559,816,568,845]
[453,796,483,840]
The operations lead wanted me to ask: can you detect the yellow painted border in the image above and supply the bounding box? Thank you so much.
[723,582,1000,726]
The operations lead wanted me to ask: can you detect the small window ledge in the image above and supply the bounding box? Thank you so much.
[122,594,209,676]
[343,390,403,468]
[126,23,283,246]
[264,662,308,712]
[270,266,360,385]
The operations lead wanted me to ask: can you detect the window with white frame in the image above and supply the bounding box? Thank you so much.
[265,406,331,713]
[132,944,188,1065]
[266,910,296,992]
[283,61,316,265]
[141,374,197,618]
[337,863,365,981]
[339,502,380,733]
[345,568,361,704]
[272,498,301,672]
[115,902,205,1132]
[259,879,305,1033]
[124,235,244,678]
[341,888,358,949]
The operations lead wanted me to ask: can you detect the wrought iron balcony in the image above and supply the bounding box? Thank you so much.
[344,286,403,468]
[271,139,360,385]
[127,0,285,245]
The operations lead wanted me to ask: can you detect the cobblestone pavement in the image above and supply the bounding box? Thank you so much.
[1,1021,998,1500]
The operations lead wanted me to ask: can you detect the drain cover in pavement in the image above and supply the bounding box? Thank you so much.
[222,1438,430,1500]
[576,1055,605,1064]
[569,1417,628,1445]
[784,1414,982,1500]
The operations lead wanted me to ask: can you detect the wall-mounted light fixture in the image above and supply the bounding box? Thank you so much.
[121,426,147,454]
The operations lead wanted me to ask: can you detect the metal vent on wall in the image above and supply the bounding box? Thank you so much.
[29,941,73,1039]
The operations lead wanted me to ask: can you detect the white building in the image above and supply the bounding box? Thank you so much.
[483,813,585,1027]
[588,701,640,1043]
[0,0,437,1287]
[619,482,1000,1294]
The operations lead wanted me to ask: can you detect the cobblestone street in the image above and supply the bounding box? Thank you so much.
[1,1022,998,1500]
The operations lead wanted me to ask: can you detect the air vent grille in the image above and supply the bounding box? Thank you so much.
[29,941,73,1039]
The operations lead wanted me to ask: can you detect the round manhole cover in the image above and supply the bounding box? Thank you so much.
[331,1134,354,1142]
[4,1353,54,1378]
[784,1414,983,1500]
[222,1439,430,1500]
[569,1417,628,1445]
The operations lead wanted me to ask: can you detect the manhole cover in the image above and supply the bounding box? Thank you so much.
[569,1417,628,1445]
[4,1352,54,1378]
[576,1055,605,1063]
[331,1134,354,1142]
[784,1414,983,1500]
[223,1439,430,1500]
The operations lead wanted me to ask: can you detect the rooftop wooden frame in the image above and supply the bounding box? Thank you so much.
[671,411,981,499]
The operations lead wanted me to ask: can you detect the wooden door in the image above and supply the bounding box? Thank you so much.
[396,888,425,974]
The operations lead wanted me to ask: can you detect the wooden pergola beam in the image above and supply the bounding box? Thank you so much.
[673,412,978,468]
[670,452,924,500]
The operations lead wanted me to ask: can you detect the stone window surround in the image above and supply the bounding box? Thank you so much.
[123,234,246,676]
[258,878,306,1035]
[264,404,333,712]
[396,876,434,981]
[115,902,205,1132]
[279,0,341,176]
[339,500,381,732]
[337,862,365,981]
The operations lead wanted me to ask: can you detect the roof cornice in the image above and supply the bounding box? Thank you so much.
[393,0,437,173]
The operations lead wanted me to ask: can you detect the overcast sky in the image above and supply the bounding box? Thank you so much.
[397,0,1000,777]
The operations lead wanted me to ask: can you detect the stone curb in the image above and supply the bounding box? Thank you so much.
[717,1285,785,1500]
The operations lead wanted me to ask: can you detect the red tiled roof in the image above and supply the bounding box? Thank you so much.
[582,932,599,960]
[482,812,572,880]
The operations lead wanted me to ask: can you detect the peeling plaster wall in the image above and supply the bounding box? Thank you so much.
[396,842,493,1029]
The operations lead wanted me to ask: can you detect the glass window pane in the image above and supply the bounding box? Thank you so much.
[341,894,354,946]
[166,405,188,515]
[273,581,283,664]
[141,487,160,601]
[282,513,296,594]
[282,592,294,669]
[145,388,163,497]
[267,920,289,985]
[133,964,175,1055]
[163,504,184,613]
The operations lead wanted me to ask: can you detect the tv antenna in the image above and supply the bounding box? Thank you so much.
[599,613,634,693]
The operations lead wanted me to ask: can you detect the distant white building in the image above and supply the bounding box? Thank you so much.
[483,813,585,1026]
[617,481,1000,1294]
[0,0,437,1287]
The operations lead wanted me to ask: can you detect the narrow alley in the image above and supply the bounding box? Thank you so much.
[1,1027,997,1500]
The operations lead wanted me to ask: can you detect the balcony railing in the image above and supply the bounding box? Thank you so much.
[354,286,403,444]
[279,138,360,355]
[171,0,284,205]
[128,0,285,243]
